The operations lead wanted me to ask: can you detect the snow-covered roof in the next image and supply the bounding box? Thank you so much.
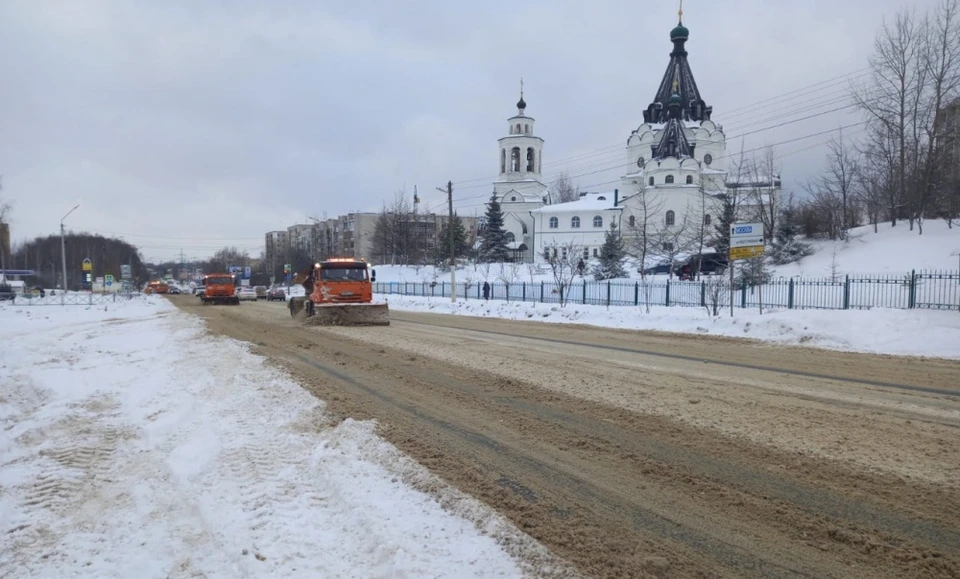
[530,192,622,214]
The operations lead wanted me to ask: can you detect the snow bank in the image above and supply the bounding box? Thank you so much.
[0,298,553,577]
[383,295,960,359]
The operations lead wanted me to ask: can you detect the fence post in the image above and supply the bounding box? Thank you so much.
[582,280,587,305]
[665,279,671,307]
[606,281,611,307]
[843,275,850,310]
[700,281,706,308]
[634,281,639,306]
[788,278,794,309]
[741,281,747,308]
[441,282,445,297]
[910,270,918,308]
[522,282,526,302]
[539,281,543,303]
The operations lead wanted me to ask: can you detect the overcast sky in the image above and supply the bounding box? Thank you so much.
[0,0,936,262]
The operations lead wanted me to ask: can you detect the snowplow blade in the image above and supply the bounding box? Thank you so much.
[308,303,390,326]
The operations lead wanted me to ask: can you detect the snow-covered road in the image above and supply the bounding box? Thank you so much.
[0,297,552,578]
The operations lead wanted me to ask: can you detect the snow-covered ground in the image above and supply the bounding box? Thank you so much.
[380,295,960,359]
[370,219,960,284]
[0,297,560,578]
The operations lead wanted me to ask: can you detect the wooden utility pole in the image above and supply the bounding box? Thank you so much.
[437,181,456,302]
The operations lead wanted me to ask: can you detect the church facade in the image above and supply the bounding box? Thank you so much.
[497,15,779,264]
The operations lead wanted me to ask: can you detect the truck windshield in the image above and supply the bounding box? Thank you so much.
[320,268,367,282]
[206,277,233,285]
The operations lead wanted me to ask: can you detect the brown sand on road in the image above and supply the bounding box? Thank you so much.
[171,296,960,579]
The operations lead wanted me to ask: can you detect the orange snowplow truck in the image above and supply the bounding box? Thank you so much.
[201,273,239,305]
[288,258,388,325]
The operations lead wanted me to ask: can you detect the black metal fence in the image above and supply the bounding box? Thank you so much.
[2,292,143,306]
[374,270,960,311]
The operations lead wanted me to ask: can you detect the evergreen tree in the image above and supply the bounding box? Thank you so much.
[478,193,510,263]
[712,194,736,255]
[768,204,814,265]
[592,223,627,280]
[435,213,469,263]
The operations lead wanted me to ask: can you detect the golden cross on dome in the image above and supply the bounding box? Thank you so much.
[678,0,683,23]
[672,64,680,93]
[520,77,524,99]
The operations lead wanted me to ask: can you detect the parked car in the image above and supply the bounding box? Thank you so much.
[193,286,205,296]
[0,283,15,301]
[640,260,681,276]
[679,253,728,280]
[168,286,182,294]
[237,286,257,301]
[254,285,267,300]
[267,287,286,301]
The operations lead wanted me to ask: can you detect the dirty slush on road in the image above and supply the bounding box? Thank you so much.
[173,297,960,579]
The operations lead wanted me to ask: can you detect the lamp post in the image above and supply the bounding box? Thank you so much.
[60,204,79,290]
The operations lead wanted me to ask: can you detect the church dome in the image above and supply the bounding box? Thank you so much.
[670,22,689,40]
[669,92,682,106]
[517,95,527,110]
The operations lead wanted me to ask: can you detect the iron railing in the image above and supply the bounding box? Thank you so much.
[374,270,960,312]
[2,292,143,306]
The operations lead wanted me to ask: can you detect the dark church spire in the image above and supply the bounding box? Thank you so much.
[642,10,712,125]
[652,70,695,160]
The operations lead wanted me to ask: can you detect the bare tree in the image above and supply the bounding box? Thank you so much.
[652,207,695,277]
[624,188,665,313]
[550,172,579,204]
[542,241,583,307]
[496,261,522,301]
[704,274,730,316]
[805,128,861,241]
[371,191,415,265]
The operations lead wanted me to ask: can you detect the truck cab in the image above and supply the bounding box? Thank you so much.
[202,274,239,305]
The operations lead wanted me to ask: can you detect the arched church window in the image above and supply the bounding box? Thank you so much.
[704,153,713,166]
[637,157,645,169]
[526,148,535,172]
[628,215,636,228]
[501,149,506,173]
[686,175,694,184]
[665,210,675,226]
[571,216,581,228]
[505,232,516,243]
[704,214,712,226]
[511,148,521,172]
[593,216,603,228]
[648,176,655,186]
[665,175,675,184]
[509,125,514,135]
[516,124,521,133]
[522,223,528,234]
[524,124,529,134]
[549,217,558,229]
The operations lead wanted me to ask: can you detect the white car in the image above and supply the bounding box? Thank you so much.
[237,287,257,301]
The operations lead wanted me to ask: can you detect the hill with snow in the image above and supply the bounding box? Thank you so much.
[772,219,960,278]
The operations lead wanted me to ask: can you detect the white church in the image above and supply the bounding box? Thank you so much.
[493,15,780,264]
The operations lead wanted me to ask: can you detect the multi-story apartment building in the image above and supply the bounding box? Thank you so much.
[936,98,960,183]
[264,230,288,275]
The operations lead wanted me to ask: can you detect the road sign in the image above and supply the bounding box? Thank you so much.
[284,264,292,274]
[244,266,252,279]
[95,276,104,284]
[82,258,92,272]
[731,235,765,248]
[105,274,114,283]
[120,265,131,279]
[730,223,764,238]
[730,245,765,260]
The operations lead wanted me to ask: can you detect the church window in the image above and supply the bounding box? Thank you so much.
[665,175,675,184]
[526,148,535,172]
[511,147,521,172]
[501,149,506,173]
[505,232,516,243]
[509,125,514,135]
[665,210,675,226]
[524,124,529,134]
[593,216,603,228]
[571,216,581,228]
[629,215,636,228]
[662,241,674,252]
[686,175,694,184]
[549,217,558,229]
[637,157,645,168]
[516,124,521,133]
[522,223,528,234]
[704,153,713,166]
[583,248,590,260]
[648,176,655,186]
[511,196,517,201]
[593,248,598,257]
[704,214,712,226]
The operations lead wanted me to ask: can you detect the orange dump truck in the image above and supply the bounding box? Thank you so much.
[288,258,388,325]
[201,273,239,305]
[146,281,169,294]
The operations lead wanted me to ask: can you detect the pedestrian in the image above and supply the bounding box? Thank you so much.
[482,281,490,300]
[577,259,585,276]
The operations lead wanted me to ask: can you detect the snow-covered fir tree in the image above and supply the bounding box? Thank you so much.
[712,195,736,256]
[768,204,813,265]
[479,193,510,263]
[592,223,627,281]
[435,213,470,264]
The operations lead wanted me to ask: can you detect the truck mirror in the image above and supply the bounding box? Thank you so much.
[370,269,376,282]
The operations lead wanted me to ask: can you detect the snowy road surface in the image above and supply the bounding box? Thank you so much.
[0,297,568,578]
[179,297,960,579]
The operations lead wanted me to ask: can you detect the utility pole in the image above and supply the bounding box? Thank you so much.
[60,204,80,291]
[436,181,456,302]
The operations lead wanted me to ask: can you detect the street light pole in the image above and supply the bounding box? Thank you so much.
[60,204,79,290]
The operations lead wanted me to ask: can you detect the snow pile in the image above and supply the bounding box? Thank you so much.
[383,295,960,359]
[0,299,551,577]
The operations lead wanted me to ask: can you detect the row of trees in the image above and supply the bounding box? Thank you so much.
[7,233,149,289]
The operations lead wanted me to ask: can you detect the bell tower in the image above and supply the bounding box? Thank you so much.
[497,79,544,183]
